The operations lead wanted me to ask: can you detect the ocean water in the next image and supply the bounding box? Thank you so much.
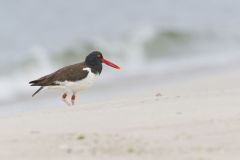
[0,0,240,108]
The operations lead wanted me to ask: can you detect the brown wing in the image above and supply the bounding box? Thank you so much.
[29,63,89,86]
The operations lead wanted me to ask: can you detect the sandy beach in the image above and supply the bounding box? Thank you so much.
[0,68,240,160]
[1,0,240,159]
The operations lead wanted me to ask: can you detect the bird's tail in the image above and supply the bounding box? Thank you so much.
[32,86,44,97]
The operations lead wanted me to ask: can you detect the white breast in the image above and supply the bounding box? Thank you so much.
[56,68,99,92]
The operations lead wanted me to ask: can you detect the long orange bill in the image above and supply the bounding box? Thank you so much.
[102,58,120,70]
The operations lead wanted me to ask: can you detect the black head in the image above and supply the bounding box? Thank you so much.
[85,51,103,74]
[85,51,103,65]
[85,51,120,74]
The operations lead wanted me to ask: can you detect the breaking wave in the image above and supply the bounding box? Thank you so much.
[1,28,240,103]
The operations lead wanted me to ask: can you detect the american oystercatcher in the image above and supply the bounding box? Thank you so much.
[29,51,120,106]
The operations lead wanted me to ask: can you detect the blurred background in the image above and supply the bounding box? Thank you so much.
[0,0,240,111]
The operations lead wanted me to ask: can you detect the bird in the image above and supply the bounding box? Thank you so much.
[29,51,120,106]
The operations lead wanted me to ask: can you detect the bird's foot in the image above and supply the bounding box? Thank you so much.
[62,98,72,106]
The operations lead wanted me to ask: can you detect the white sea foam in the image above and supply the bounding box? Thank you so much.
[1,28,240,104]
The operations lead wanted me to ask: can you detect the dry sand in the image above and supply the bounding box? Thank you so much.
[1,69,240,160]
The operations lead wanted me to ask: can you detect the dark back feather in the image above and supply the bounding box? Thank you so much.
[29,62,90,86]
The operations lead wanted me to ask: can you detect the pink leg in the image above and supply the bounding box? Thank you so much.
[71,92,76,105]
[62,92,71,106]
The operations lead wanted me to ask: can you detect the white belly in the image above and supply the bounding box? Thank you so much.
[54,68,99,92]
